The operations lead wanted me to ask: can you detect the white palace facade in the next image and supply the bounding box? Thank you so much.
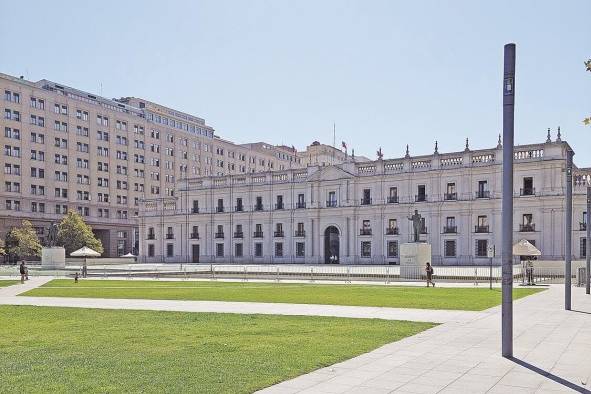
[139,136,590,265]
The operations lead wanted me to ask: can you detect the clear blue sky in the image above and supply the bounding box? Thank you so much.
[1,1,589,166]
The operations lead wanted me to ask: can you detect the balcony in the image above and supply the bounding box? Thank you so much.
[386,227,399,235]
[359,229,372,236]
[275,203,284,210]
[519,223,536,232]
[274,231,284,237]
[254,204,264,212]
[296,201,306,209]
[190,233,199,239]
[444,193,457,201]
[443,226,457,234]
[326,200,337,208]
[475,190,490,199]
[191,207,199,214]
[165,233,174,240]
[360,198,372,206]
[214,232,224,239]
[387,196,399,204]
[520,188,535,196]
[253,231,264,238]
[474,225,489,233]
[233,231,243,238]
[235,205,244,212]
[216,206,224,213]
[415,194,427,202]
[294,230,305,237]
[146,234,155,240]
[581,222,588,231]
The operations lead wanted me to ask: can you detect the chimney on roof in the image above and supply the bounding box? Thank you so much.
[19,76,24,79]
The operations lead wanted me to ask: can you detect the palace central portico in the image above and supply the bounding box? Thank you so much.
[139,135,590,265]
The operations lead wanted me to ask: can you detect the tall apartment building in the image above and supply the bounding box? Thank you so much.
[139,137,590,265]
[0,72,307,257]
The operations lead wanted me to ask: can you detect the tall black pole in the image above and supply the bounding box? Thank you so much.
[565,149,573,310]
[502,43,515,358]
[586,186,590,295]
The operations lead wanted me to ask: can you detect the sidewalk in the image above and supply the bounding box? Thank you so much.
[259,285,591,393]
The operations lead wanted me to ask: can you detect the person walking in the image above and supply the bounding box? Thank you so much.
[425,262,435,287]
[19,262,26,284]
[82,262,87,279]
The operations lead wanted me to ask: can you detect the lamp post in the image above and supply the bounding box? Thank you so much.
[565,149,574,310]
[587,186,590,295]
[501,43,516,358]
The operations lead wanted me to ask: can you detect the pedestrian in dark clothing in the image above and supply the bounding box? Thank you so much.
[19,262,26,284]
[74,272,79,283]
[425,262,435,287]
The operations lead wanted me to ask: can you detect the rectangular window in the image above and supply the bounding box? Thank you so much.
[522,177,534,195]
[445,240,457,257]
[296,242,305,257]
[235,243,243,257]
[416,185,426,202]
[361,241,371,258]
[216,243,224,257]
[362,189,371,205]
[387,241,398,258]
[275,242,283,257]
[148,244,155,257]
[254,243,263,257]
[166,244,174,257]
[581,238,587,258]
[475,239,488,257]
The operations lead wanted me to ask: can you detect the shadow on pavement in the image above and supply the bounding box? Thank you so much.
[508,357,590,393]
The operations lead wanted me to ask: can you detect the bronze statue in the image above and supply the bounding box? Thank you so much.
[408,210,423,242]
[46,222,59,247]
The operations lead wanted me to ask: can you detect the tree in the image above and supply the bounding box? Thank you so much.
[57,211,103,255]
[7,220,42,262]
[0,238,5,255]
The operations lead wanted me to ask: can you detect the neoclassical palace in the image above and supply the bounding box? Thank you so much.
[139,136,590,265]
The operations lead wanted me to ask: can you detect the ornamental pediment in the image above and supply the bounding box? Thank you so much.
[307,165,356,182]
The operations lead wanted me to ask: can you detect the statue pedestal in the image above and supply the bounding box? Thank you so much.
[41,247,66,269]
[400,243,432,279]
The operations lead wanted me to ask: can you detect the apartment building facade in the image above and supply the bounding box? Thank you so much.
[139,138,590,265]
[0,72,304,257]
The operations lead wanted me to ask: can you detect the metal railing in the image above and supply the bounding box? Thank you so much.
[476,190,490,199]
[2,263,577,285]
[444,193,457,201]
[519,223,536,232]
[387,196,399,204]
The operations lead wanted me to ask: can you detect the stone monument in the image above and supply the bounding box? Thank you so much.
[41,222,66,269]
[400,210,432,279]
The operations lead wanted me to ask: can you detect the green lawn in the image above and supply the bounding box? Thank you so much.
[0,306,433,393]
[23,279,544,311]
[0,280,19,287]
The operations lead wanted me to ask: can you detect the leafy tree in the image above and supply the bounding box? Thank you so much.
[0,238,5,255]
[57,212,103,255]
[7,220,42,262]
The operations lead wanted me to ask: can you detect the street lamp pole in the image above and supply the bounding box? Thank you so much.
[565,149,574,310]
[502,43,516,358]
[586,186,590,295]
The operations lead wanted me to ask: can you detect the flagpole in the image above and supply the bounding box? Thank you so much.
[332,122,336,165]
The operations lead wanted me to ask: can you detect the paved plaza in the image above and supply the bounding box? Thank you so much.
[1,278,590,393]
